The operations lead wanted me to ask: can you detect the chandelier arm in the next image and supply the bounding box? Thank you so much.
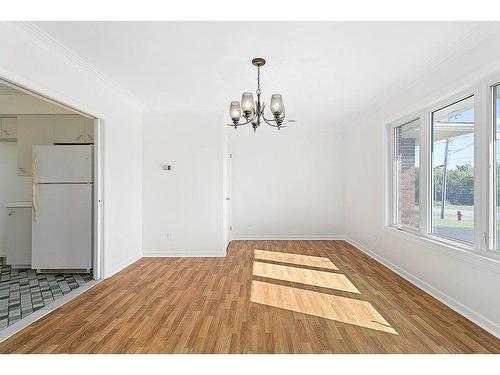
[261,113,277,123]
[260,102,275,122]
[261,103,285,123]
[261,117,286,128]
[226,120,251,128]
[226,110,258,127]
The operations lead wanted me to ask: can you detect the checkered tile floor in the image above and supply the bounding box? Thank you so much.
[0,264,92,331]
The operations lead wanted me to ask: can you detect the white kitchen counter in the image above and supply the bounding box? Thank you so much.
[5,201,32,208]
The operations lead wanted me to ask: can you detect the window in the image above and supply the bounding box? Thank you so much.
[431,96,475,243]
[387,76,500,261]
[394,119,420,229]
[494,85,500,250]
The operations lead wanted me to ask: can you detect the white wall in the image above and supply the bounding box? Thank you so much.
[230,127,344,239]
[0,142,32,256]
[0,22,143,277]
[343,31,500,337]
[142,111,226,256]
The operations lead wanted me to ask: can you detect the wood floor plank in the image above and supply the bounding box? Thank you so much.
[254,249,338,270]
[250,280,395,334]
[0,240,499,353]
[252,261,360,293]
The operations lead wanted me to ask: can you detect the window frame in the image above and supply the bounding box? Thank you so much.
[385,84,496,259]
[389,116,423,235]
[428,93,477,248]
[486,76,500,258]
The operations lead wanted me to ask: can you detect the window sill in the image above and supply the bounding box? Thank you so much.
[384,226,500,275]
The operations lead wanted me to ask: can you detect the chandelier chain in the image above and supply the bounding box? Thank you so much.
[256,66,261,95]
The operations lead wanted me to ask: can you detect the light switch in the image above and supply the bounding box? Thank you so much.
[162,164,172,171]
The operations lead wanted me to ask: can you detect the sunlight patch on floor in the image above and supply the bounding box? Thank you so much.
[254,249,338,270]
[250,280,398,335]
[252,261,360,293]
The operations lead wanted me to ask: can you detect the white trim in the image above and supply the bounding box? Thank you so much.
[486,75,500,255]
[387,116,422,230]
[143,251,226,257]
[0,76,106,280]
[0,279,101,343]
[11,22,143,110]
[223,136,231,248]
[384,78,500,262]
[93,118,104,280]
[384,226,500,274]
[104,252,141,278]
[344,236,500,339]
[230,236,345,240]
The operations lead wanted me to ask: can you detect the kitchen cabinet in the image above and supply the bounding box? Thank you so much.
[84,118,94,143]
[16,114,93,176]
[17,115,54,176]
[0,117,17,139]
[53,115,85,143]
[5,205,32,267]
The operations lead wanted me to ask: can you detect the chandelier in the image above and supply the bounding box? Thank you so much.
[227,58,286,132]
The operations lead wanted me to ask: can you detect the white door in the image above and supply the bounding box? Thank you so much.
[33,145,93,183]
[32,184,92,270]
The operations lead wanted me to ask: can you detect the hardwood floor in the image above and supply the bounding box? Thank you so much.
[0,240,499,353]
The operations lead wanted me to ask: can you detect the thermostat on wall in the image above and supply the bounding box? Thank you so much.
[162,164,172,171]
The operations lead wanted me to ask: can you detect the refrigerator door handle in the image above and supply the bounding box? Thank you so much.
[32,183,38,221]
[32,151,38,181]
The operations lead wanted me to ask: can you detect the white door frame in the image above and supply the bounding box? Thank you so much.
[0,76,105,280]
[93,118,104,279]
[223,135,232,249]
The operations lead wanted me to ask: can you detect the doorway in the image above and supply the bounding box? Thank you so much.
[0,77,103,335]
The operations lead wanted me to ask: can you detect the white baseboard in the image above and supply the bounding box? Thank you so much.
[231,235,345,241]
[143,250,226,257]
[104,252,142,278]
[344,237,500,339]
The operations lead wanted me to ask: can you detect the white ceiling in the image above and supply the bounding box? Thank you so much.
[31,22,498,127]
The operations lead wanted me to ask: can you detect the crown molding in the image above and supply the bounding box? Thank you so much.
[8,21,144,112]
[351,23,498,126]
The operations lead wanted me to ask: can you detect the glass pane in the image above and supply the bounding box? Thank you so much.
[432,96,474,243]
[395,119,420,228]
[495,85,500,250]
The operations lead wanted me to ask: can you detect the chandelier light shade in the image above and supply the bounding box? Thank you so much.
[270,94,284,116]
[229,101,241,122]
[241,92,255,115]
[227,57,287,132]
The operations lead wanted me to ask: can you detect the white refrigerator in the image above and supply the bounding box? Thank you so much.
[31,145,93,270]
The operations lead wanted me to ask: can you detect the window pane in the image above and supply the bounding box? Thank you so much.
[495,85,500,250]
[395,119,420,228]
[432,96,474,243]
